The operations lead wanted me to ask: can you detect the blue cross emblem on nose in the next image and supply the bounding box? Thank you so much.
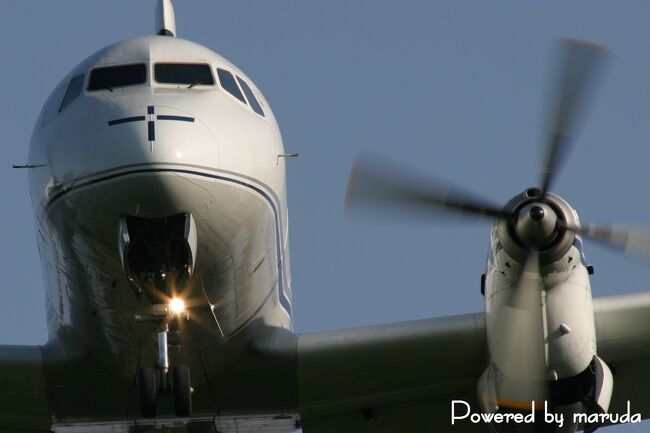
[107,106,195,151]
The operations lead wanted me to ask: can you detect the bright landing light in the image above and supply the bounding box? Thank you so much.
[169,298,186,314]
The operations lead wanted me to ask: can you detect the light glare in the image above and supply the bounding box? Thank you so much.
[170,298,185,314]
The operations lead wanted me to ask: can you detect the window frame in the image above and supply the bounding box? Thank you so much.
[216,68,248,105]
[58,74,86,113]
[236,76,265,117]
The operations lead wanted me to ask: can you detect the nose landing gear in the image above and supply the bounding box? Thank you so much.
[136,304,192,418]
[120,213,198,418]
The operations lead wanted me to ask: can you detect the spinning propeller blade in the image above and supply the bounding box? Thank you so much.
[540,39,609,194]
[564,222,650,260]
[346,153,510,220]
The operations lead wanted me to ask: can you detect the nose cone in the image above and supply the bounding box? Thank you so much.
[529,206,545,221]
[515,202,558,248]
[89,104,219,172]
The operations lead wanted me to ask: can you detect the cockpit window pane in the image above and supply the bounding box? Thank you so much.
[217,68,246,104]
[88,64,147,91]
[59,74,85,112]
[155,63,215,86]
[236,77,265,117]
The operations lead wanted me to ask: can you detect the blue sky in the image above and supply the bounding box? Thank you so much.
[1,1,650,431]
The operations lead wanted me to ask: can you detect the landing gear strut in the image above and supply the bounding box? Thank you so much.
[136,304,192,418]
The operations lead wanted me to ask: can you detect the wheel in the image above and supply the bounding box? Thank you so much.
[173,365,192,417]
[138,367,158,418]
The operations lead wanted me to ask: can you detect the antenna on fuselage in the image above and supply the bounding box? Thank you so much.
[156,0,176,37]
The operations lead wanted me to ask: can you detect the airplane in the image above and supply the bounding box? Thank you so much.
[4,1,650,432]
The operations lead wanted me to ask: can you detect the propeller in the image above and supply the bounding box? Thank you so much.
[344,39,641,259]
[346,153,509,220]
[540,39,609,194]
[344,39,650,403]
[346,150,650,261]
[564,222,650,260]
[347,39,609,225]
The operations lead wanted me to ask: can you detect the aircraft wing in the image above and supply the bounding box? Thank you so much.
[295,293,650,433]
[0,345,50,432]
[594,292,650,419]
[296,313,488,433]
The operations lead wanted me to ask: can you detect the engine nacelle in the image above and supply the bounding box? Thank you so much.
[477,356,613,433]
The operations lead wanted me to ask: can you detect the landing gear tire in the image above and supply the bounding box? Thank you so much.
[138,367,158,418]
[173,365,192,417]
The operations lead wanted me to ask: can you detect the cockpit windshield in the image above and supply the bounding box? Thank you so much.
[154,63,215,86]
[88,64,147,91]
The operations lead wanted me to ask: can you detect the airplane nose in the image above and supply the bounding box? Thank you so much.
[89,104,219,171]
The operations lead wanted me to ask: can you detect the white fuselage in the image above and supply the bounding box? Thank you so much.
[28,36,292,381]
